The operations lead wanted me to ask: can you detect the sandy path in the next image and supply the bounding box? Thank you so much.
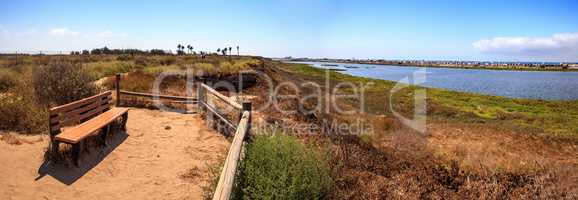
[0,108,230,200]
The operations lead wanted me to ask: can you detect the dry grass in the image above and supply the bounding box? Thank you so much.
[201,161,224,200]
[323,132,577,199]
[1,133,26,145]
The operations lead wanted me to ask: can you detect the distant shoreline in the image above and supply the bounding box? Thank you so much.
[285,59,578,72]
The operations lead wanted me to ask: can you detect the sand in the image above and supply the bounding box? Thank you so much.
[0,108,230,200]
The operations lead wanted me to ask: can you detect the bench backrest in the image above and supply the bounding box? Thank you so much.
[48,91,112,134]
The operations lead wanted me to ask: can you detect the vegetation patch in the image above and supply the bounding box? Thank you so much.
[34,62,100,106]
[0,58,104,133]
[84,60,137,79]
[237,134,332,199]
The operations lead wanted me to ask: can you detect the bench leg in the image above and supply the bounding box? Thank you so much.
[51,140,60,161]
[101,125,111,147]
[121,112,128,131]
[72,142,82,167]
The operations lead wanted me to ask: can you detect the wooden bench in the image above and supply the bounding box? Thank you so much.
[48,91,129,166]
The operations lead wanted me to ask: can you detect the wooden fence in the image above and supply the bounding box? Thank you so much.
[197,83,252,200]
[115,74,252,199]
[114,74,197,112]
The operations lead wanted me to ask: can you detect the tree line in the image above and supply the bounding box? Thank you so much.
[70,44,240,56]
[70,47,168,55]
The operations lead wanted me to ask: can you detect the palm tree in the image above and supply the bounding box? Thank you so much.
[228,47,232,56]
[177,44,187,55]
[236,46,239,56]
[217,48,221,55]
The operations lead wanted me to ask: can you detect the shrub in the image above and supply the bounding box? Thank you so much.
[142,65,183,75]
[159,56,177,66]
[85,61,134,78]
[238,134,332,199]
[0,68,19,92]
[33,62,99,106]
[117,71,156,92]
[116,54,133,61]
[234,58,262,69]
[135,56,157,68]
[0,77,47,133]
[84,61,136,79]
[194,63,217,76]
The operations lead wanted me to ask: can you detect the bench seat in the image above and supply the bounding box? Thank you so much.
[55,107,129,144]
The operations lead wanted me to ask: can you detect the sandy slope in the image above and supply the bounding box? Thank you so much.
[0,108,230,200]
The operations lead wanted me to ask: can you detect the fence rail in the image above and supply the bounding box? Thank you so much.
[114,74,198,113]
[198,83,242,110]
[199,100,238,130]
[212,110,251,200]
[119,90,197,102]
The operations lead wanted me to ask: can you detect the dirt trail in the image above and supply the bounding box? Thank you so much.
[0,108,229,200]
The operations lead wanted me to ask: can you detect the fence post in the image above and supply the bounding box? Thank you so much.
[242,102,252,136]
[197,82,203,113]
[115,74,121,106]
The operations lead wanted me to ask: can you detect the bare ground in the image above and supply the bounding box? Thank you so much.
[0,108,229,200]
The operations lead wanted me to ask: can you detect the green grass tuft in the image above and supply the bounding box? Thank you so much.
[238,134,332,199]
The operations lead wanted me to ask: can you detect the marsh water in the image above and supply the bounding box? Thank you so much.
[293,61,578,100]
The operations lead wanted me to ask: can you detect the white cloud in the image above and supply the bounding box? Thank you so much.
[96,30,127,38]
[48,28,79,37]
[473,33,578,58]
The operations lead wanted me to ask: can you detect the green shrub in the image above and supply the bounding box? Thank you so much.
[238,134,332,199]
[33,62,99,106]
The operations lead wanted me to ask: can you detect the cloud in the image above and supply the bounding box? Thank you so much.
[96,30,127,38]
[473,32,578,58]
[48,28,79,37]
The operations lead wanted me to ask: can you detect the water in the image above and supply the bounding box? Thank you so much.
[292,61,578,100]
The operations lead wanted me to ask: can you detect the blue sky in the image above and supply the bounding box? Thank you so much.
[1,0,577,61]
